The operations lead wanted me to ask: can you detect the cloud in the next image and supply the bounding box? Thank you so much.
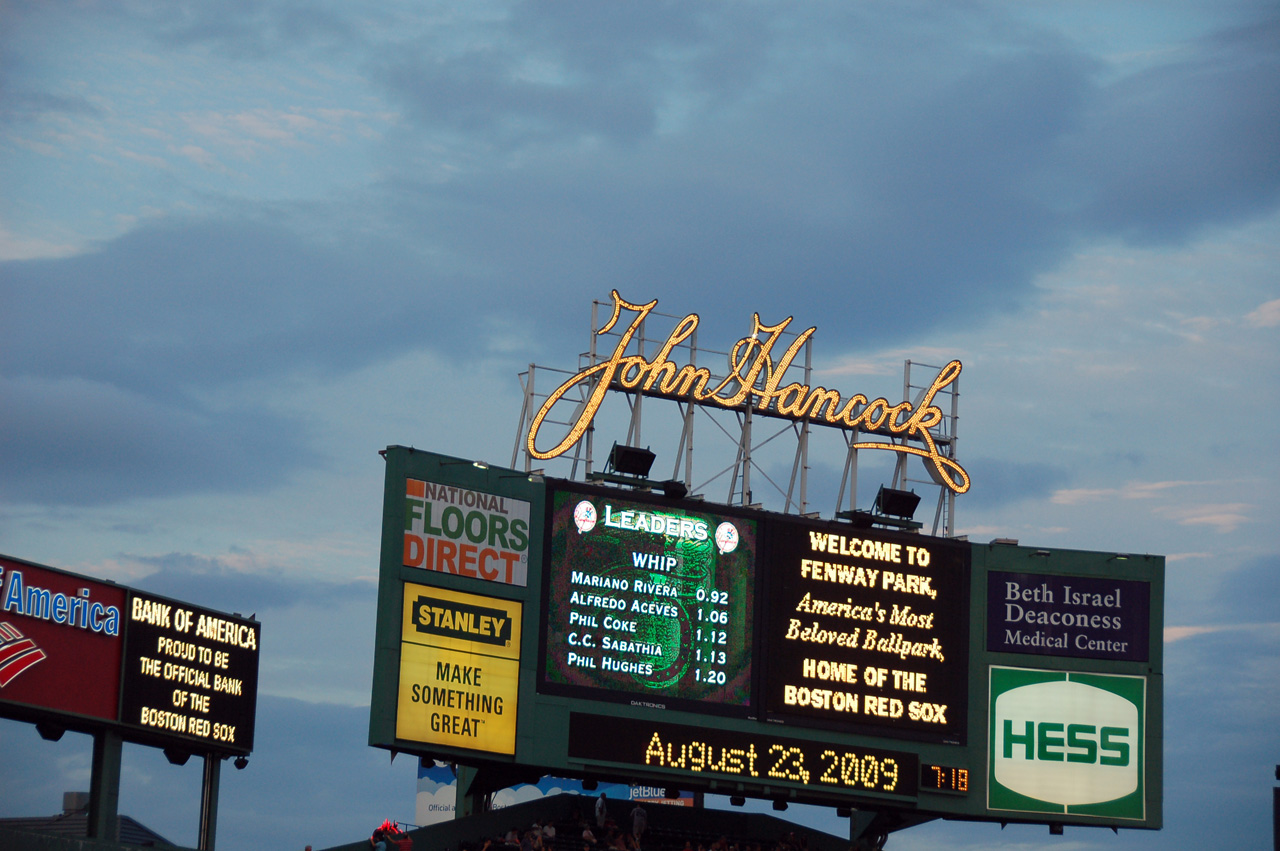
[1245,297,1280,327]
[177,108,352,160]
[354,5,1279,359]
[368,24,1095,344]
[176,143,221,170]
[130,0,363,60]
[0,215,538,505]
[371,0,741,149]
[0,224,80,261]
[1152,502,1252,533]
[1165,553,1280,634]
[1056,17,1280,243]
[1050,480,1199,505]
[0,87,102,124]
[1210,554,1280,623]
[0,374,318,507]
[1164,625,1223,642]
[123,550,373,614]
[957,457,1070,509]
[6,5,1279,387]
[1,219,443,394]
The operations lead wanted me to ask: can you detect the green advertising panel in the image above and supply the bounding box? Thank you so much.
[989,667,1145,820]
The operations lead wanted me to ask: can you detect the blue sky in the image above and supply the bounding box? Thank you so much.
[1,1,1277,848]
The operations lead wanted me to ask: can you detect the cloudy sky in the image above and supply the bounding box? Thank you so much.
[2,0,1278,848]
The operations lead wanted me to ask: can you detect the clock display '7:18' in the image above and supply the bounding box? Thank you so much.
[921,763,969,794]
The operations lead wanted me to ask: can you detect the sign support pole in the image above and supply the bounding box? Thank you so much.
[456,764,484,818]
[199,753,221,850]
[88,730,122,841]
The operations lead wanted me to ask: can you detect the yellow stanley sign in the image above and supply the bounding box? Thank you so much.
[396,584,521,755]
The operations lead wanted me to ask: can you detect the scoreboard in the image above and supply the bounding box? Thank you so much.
[368,448,1163,832]
[541,486,757,712]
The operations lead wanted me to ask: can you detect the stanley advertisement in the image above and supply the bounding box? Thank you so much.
[396,583,521,755]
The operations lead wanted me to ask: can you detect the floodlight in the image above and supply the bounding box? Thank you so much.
[661,479,689,500]
[874,486,920,519]
[607,444,656,477]
[441,458,489,469]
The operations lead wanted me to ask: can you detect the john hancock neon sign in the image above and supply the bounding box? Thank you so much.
[527,291,969,494]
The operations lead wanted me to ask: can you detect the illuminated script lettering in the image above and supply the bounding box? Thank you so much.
[526,291,970,493]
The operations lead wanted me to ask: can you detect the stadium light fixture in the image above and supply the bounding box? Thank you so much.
[607,443,656,477]
[874,485,921,519]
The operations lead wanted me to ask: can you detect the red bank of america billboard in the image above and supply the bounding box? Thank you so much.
[0,553,259,756]
[0,557,124,722]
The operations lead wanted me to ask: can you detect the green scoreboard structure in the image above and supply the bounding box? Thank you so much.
[369,446,1163,840]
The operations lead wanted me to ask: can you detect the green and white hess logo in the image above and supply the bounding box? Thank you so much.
[988,667,1145,820]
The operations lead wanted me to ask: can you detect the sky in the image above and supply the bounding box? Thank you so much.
[1,0,1278,848]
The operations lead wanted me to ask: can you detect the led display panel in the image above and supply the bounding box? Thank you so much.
[541,485,757,712]
[369,449,1164,831]
[568,712,918,800]
[921,763,970,794]
[1,554,261,757]
[763,520,970,742]
[120,592,260,754]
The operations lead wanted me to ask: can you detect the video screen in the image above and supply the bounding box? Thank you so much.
[763,519,969,742]
[541,484,756,711]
